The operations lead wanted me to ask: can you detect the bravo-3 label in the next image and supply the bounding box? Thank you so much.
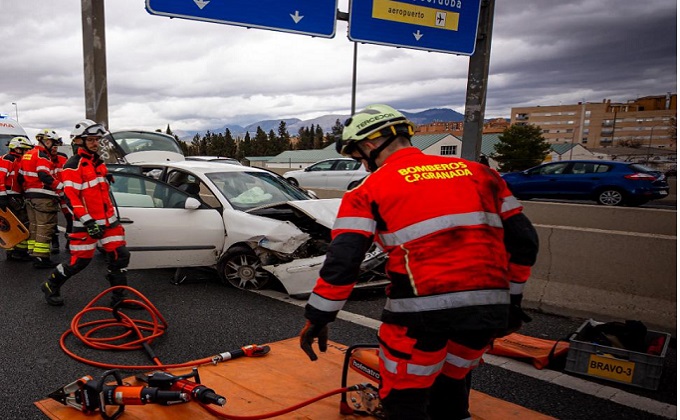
[587,354,635,383]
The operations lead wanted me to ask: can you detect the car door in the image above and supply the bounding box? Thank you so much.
[298,160,335,188]
[325,159,361,189]
[563,162,610,197]
[521,162,571,197]
[110,172,225,270]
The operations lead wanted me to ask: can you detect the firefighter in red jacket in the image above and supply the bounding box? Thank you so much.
[0,136,34,261]
[299,104,539,420]
[41,120,135,308]
[20,129,63,268]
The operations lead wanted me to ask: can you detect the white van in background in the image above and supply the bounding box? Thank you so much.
[0,115,30,155]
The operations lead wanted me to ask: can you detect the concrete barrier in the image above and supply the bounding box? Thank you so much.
[526,225,676,332]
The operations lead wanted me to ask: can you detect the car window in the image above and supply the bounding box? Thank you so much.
[207,171,311,211]
[166,170,222,209]
[571,163,608,174]
[309,161,335,171]
[529,162,569,175]
[333,161,353,171]
[109,172,195,209]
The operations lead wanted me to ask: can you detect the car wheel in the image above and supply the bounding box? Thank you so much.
[596,189,625,206]
[286,178,299,187]
[218,246,270,290]
[347,180,361,190]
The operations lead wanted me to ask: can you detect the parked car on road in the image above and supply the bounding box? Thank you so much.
[501,160,670,206]
[283,158,368,190]
[107,161,388,298]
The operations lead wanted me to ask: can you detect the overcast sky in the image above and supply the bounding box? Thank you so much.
[1,0,676,140]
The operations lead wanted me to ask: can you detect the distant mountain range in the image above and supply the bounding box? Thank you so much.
[174,108,465,141]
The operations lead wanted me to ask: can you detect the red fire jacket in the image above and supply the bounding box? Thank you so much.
[0,151,24,196]
[20,145,61,199]
[61,148,117,228]
[305,147,538,330]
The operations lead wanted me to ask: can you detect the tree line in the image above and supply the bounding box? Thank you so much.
[165,119,345,161]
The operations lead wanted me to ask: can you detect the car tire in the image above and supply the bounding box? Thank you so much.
[286,178,299,187]
[596,188,626,206]
[347,180,361,190]
[217,246,271,290]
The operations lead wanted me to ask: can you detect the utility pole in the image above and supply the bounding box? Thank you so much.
[81,0,109,128]
[461,0,495,161]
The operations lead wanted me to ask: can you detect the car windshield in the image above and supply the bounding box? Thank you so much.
[207,171,311,210]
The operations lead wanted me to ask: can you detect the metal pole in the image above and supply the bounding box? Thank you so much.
[11,102,18,122]
[81,0,109,128]
[351,42,358,115]
[461,0,495,161]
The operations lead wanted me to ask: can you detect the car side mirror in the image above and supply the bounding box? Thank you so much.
[304,167,312,172]
[185,197,201,209]
[306,190,319,199]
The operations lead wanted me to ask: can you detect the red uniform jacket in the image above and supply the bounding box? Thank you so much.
[61,148,117,228]
[0,151,24,197]
[19,145,61,199]
[305,147,538,331]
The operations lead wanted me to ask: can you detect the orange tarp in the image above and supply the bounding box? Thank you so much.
[35,338,554,419]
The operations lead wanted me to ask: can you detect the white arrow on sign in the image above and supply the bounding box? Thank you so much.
[413,30,424,41]
[290,10,304,24]
[194,0,210,10]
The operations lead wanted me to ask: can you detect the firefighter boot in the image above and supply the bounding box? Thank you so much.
[41,267,68,306]
[33,255,59,269]
[6,249,33,262]
[107,272,141,310]
[51,233,60,254]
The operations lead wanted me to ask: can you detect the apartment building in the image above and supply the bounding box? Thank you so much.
[511,93,677,150]
[415,118,510,136]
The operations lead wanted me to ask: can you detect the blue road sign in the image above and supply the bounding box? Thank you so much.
[348,0,482,55]
[146,0,338,38]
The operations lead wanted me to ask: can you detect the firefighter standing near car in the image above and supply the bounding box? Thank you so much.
[20,129,63,268]
[299,104,539,420]
[0,136,34,261]
[41,120,135,308]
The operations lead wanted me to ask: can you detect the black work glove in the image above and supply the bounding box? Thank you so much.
[106,174,115,184]
[0,195,8,211]
[299,320,329,361]
[84,220,105,239]
[506,294,532,335]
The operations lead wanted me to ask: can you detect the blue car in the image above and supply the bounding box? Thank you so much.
[501,160,670,206]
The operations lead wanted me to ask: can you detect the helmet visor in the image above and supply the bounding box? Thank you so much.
[83,124,107,137]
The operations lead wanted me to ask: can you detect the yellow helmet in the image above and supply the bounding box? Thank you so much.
[337,104,415,156]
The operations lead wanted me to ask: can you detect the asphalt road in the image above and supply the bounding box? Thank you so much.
[0,248,675,420]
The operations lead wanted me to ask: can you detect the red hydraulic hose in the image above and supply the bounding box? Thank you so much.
[199,385,365,420]
[60,286,367,419]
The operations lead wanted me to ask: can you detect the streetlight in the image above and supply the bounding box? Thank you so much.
[11,102,18,122]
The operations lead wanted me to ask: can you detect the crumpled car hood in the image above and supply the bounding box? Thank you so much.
[246,198,341,230]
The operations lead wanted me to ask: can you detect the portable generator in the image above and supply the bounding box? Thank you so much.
[340,344,384,418]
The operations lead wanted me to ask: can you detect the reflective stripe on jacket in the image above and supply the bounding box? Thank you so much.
[305,147,532,329]
[0,152,23,196]
[20,145,61,199]
[62,148,115,226]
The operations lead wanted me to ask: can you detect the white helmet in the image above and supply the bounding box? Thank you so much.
[35,128,61,143]
[70,119,107,140]
[8,136,33,150]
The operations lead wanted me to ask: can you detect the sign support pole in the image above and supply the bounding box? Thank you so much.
[81,0,109,128]
[461,0,494,161]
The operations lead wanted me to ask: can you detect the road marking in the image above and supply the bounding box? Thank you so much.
[253,289,676,419]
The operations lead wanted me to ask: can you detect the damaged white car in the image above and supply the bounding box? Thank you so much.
[100,134,387,298]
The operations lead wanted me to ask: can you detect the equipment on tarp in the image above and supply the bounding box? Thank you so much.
[0,207,29,249]
[340,344,384,418]
[137,368,227,406]
[48,369,188,420]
